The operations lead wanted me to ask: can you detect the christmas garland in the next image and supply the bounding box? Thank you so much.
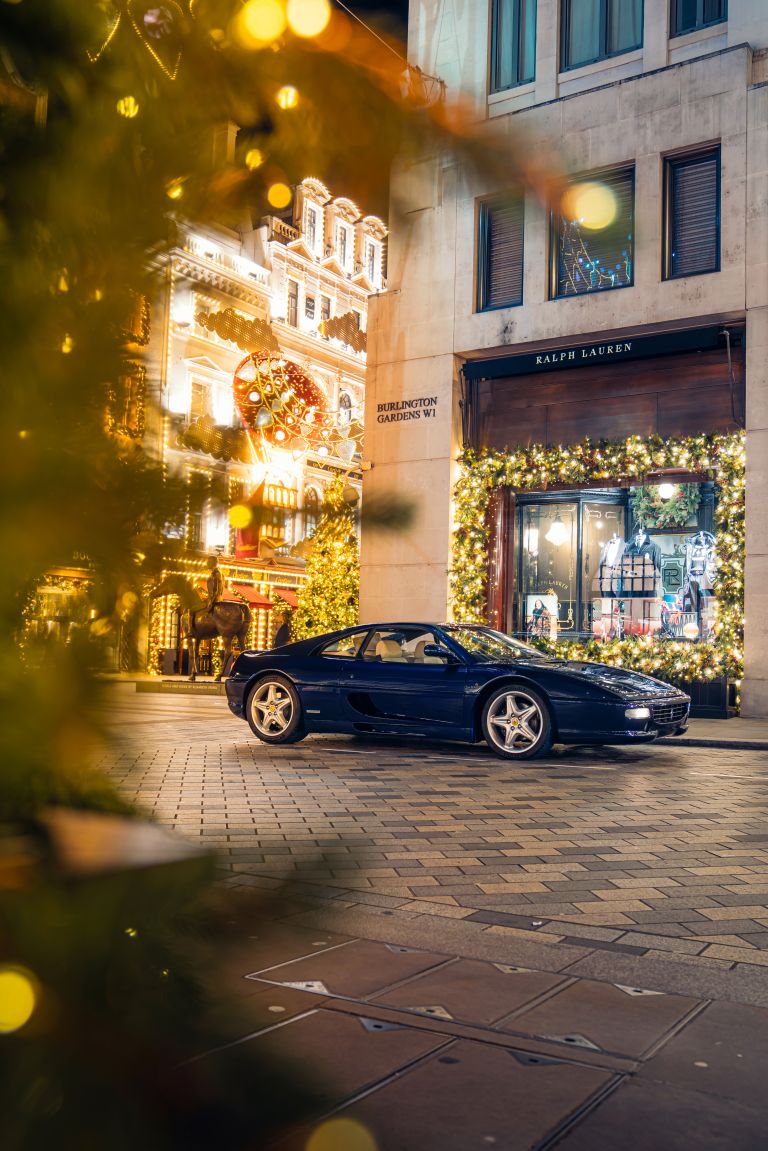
[630,483,701,530]
[450,431,745,682]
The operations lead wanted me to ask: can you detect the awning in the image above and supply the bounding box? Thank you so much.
[272,587,298,609]
[227,583,273,609]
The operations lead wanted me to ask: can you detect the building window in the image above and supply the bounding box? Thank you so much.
[303,487,320,538]
[664,148,720,279]
[561,0,642,71]
[477,196,525,311]
[366,240,377,283]
[305,295,316,319]
[338,225,351,270]
[554,167,634,298]
[490,0,536,93]
[306,205,317,250]
[671,0,726,37]
[287,279,299,327]
[339,392,352,426]
[320,295,331,325]
[189,378,210,419]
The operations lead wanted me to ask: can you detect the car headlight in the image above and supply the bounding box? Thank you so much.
[625,706,651,720]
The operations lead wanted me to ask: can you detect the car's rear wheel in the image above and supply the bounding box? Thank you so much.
[246,675,306,744]
[481,685,552,761]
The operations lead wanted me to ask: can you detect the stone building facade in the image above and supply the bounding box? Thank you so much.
[363,0,767,714]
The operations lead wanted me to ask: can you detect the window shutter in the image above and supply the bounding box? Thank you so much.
[482,198,524,309]
[670,152,719,278]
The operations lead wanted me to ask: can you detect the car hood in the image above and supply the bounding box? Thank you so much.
[558,661,685,698]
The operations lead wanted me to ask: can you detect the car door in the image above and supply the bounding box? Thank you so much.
[340,627,467,734]
[296,628,371,729]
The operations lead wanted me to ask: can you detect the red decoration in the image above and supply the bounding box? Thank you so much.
[233,353,336,455]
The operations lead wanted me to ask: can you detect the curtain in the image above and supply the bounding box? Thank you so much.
[566,0,600,68]
[607,0,642,55]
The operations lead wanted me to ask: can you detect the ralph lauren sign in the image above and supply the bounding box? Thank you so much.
[463,326,727,382]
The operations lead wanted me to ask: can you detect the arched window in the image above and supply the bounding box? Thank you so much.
[339,392,352,427]
[303,487,320,538]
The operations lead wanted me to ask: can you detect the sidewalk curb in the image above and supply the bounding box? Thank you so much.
[657,736,768,750]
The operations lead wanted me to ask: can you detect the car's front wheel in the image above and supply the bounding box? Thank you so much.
[246,675,306,744]
[481,684,552,760]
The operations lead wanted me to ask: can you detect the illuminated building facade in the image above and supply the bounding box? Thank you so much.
[365,0,766,715]
[147,178,385,673]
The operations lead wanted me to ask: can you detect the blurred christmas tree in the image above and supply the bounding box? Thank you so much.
[0,2,554,1144]
[293,477,359,637]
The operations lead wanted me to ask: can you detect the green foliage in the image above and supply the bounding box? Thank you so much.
[292,477,359,638]
[630,483,701,530]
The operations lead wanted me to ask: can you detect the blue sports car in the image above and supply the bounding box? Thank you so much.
[225,623,690,761]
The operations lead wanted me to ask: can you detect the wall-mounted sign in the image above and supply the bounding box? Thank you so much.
[376,395,438,424]
[463,326,729,381]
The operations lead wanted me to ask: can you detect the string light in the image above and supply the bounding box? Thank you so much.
[450,431,745,686]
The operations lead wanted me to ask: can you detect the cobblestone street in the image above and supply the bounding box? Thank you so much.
[101,685,768,999]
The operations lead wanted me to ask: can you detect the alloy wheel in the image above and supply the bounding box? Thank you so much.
[250,680,294,736]
[485,690,544,754]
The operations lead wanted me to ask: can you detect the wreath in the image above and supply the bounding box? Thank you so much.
[630,483,701,530]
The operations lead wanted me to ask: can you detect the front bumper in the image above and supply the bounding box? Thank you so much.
[560,694,690,746]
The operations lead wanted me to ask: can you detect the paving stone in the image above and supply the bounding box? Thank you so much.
[555,1079,768,1151]
[249,938,450,998]
[331,1039,613,1151]
[501,979,699,1059]
[372,958,566,1025]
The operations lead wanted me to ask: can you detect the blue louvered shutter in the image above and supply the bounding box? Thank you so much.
[479,198,524,310]
[669,151,719,278]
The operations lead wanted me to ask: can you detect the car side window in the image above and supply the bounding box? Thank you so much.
[361,628,450,664]
[317,632,367,658]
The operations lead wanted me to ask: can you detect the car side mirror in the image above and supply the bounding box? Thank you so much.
[423,642,457,662]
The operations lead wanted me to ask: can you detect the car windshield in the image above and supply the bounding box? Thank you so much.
[443,626,554,664]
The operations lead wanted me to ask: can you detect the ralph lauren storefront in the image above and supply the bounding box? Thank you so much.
[454,322,746,715]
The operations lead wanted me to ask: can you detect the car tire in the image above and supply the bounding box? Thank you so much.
[246,675,306,745]
[481,684,552,761]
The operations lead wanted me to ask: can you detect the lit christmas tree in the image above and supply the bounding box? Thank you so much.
[293,477,359,638]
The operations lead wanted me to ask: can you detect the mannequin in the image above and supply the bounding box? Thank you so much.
[598,533,625,595]
[683,530,717,616]
[625,527,662,568]
[621,527,661,597]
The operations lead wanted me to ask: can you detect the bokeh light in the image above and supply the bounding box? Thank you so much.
[228,504,253,528]
[275,85,300,110]
[116,95,139,118]
[235,0,287,47]
[0,966,38,1034]
[267,182,292,208]
[166,179,185,201]
[245,148,265,170]
[561,181,617,230]
[61,335,74,354]
[306,1118,378,1151]
[287,0,331,38]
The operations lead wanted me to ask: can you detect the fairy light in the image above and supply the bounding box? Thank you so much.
[275,85,299,110]
[450,431,746,685]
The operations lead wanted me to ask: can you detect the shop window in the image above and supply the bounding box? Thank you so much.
[477,196,525,311]
[671,0,726,37]
[490,0,536,93]
[554,167,634,298]
[515,484,717,643]
[287,280,299,327]
[664,148,720,279]
[561,0,642,70]
[519,502,578,637]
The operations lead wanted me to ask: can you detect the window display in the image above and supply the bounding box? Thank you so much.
[517,483,718,645]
